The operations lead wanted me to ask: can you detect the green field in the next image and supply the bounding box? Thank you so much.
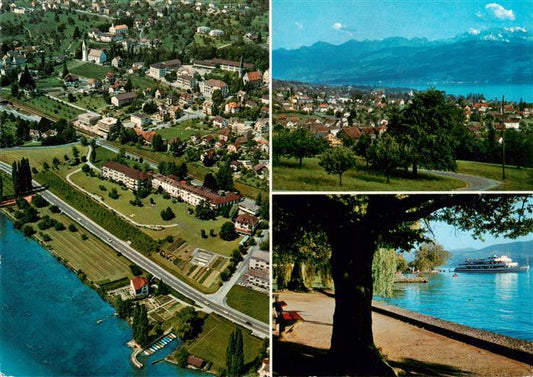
[185,314,264,374]
[92,147,119,168]
[130,75,159,90]
[24,96,83,120]
[226,286,269,324]
[69,171,242,255]
[36,77,62,89]
[156,123,212,141]
[457,160,533,191]
[0,145,89,179]
[68,62,113,80]
[273,157,465,191]
[37,207,132,284]
[0,172,15,197]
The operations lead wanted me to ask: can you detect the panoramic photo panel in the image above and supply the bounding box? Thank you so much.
[272,0,533,191]
[0,0,269,376]
[272,194,533,376]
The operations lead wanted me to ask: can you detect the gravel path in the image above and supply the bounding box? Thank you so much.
[274,291,532,376]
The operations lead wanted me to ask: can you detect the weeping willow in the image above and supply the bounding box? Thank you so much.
[372,248,397,297]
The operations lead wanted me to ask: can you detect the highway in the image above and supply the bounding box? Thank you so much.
[0,162,269,338]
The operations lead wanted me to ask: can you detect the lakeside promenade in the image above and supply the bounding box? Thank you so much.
[274,291,533,376]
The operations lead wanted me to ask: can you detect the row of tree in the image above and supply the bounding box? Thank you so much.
[12,158,33,196]
[225,328,244,377]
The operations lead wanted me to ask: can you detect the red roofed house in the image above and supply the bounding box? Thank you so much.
[338,126,363,141]
[235,213,259,235]
[111,92,137,107]
[134,128,157,144]
[102,161,151,191]
[187,355,205,369]
[243,70,262,87]
[130,276,149,298]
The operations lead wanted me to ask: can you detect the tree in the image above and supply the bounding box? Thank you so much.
[387,90,464,176]
[212,89,223,105]
[215,161,233,191]
[220,221,237,241]
[371,248,397,297]
[32,195,48,208]
[132,304,149,346]
[203,173,218,190]
[72,146,79,159]
[274,195,532,375]
[176,347,190,368]
[129,264,142,276]
[226,328,244,377]
[318,146,357,186]
[366,133,403,183]
[277,128,327,167]
[411,242,450,272]
[174,306,201,340]
[62,61,69,78]
[19,66,35,89]
[109,188,119,199]
[89,138,97,163]
[124,77,133,92]
[195,200,216,220]
[151,134,165,152]
[160,207,175,221]
[10,83,19,97]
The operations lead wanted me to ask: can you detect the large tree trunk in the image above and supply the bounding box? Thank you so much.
[328,227,396,376]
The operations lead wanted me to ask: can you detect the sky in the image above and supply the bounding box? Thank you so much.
[429,220,532,251]
[273,0,533,49]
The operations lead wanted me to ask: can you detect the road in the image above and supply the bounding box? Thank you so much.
[425,170,501,191]
[0,162,268,338]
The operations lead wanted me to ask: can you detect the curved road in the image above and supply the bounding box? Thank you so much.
[426,170,501,191]
[0,162,268,338]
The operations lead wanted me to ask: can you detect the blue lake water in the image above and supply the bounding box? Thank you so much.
[376,270,533,342]
[369,83,533,102]
[0,213,207,376]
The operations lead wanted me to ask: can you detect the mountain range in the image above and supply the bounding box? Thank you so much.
[273,28,533,85]
[447,240,533,267]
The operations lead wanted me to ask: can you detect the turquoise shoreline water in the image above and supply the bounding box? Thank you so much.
[376,271,533,342]
[0,213,207,376]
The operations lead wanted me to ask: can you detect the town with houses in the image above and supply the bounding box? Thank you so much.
[273,80,533,190]
[0,0,269,375]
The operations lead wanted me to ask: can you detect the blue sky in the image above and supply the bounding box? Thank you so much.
[428,221,532,251]
[273,0,533,49]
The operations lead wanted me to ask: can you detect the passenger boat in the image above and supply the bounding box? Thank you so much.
[455,255,529,273]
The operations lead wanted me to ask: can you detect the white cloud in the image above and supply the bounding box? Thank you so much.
[331,22,354,38]
[294,21,303,30]
[469,28,481,35]
[504,26,527,32]
[485,3,515,20]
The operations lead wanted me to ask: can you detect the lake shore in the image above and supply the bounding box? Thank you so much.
[274,291,533,376]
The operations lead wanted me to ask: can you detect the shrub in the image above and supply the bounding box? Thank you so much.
[130,264,143,276]
[32,195,49,208]
[50,205,61,213]
[220,222,238,241]
[54,222,66,231]
[22,224,36,237]
[160,207,175,221]
[42,233,52,242]
[68,224,77,232]
[81,234,88,240]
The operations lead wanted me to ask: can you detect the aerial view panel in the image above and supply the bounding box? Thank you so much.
[272,0,533,191]
[0,0,269,375]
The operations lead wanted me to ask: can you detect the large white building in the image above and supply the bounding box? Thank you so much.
[151,174,241,209]
[102,161,151,191]
[200,79,228,98]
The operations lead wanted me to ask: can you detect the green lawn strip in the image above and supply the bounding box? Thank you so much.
[68,62,113,80]
[185,314,263,374]
[273,157,464,191]
[226,285,269,324]
[92,147,119,168]
[156,126,212,141]
[457,160,533,191]
[0,171,15,197]
[34,169,157,254]
[36,77,62,89]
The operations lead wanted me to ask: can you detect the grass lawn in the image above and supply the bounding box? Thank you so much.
[457,160,533,191]
[37,207,132,285]
[23,95,83,120]
[185,314,264,374]
[69,171,242,255]
[130,75,159,90]
[226,286,269,324]
[69,93,109,112]
[36,77,62,89]
[273,157,465,191]
[156,124,212,141]
[92,147,119,168]
[0,144,89,179]
[68,62,113,80]
[0,172,15,197]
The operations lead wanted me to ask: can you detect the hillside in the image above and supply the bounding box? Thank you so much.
[447,240,533,267]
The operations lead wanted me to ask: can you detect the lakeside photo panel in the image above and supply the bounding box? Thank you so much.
[272,193,533,376]
[271,0,533,192]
